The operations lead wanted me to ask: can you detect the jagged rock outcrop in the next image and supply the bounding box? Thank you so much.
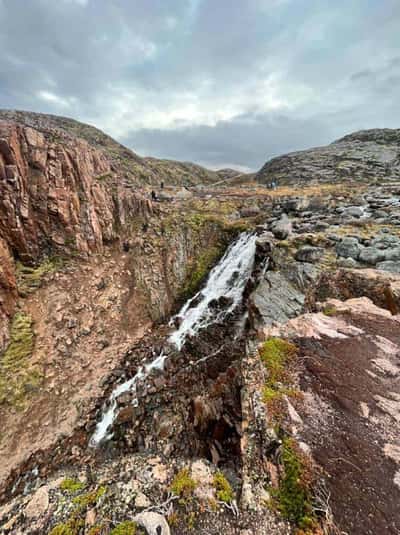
[0,110,223,187]
[0,238,16,349]
[0,119,152,263]
[256,128,400,185]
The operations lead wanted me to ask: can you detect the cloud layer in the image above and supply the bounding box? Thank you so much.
[0,0,399,170]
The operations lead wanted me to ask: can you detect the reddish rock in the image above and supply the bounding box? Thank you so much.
[307,268,400,314]
[264,297,400,535]
[0,120,152,264]
[0,237,17,351]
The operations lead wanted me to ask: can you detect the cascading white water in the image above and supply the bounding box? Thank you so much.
[169,232,257,349]
[90,232,257,445]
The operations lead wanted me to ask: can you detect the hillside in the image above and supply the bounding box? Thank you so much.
[143,157,220,186]
[256,128,400,185]
[0,110,221,187]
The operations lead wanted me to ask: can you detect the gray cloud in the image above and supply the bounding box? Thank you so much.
[122,112,334,170]
[0,0,399,170]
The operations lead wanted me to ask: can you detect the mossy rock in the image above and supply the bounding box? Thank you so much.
[272,438,317,530]
[170,468,197,497]
[213,471,234,503]
[110,521,137,535]
[0,312,41,408]
[259,338,298,421]
[59,477,85,493]
[181,245,225,300]
[49,516,85,535]
[72,486,107,510]
[16,257,63,296]
[260,337,297,385]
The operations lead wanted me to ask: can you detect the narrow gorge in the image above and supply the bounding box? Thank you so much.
[0,112,399,535]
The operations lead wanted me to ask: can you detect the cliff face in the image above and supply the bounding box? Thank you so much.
[0,110,222,187]
[0,119,152,263]
[256,128,400,185]
[0,118,152,354]
[0,238,16,350]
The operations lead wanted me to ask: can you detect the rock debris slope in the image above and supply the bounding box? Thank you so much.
[0,112,399,535]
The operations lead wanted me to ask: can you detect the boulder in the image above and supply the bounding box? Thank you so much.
[271,214,292,240]
[240,205,260,217]
[343,206,365,218]
[281,197,310,213]
[359,247,386,265]
[376,261,400,273]
[24,486,49,519]
[133,512,170,535]
[371,234,400,249]
[384,247,400,262]
[337,257,358,268]
[295,246,324,264]
[307,268,400,314]
[336,237,361,260]
[249,271,305,328]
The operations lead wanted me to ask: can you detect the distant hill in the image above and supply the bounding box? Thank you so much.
[255,128,400,185]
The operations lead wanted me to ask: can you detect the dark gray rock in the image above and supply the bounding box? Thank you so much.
[249,271,304,328]
[271,214,292,240]
[359,247,386,265]
[283,262,319,292]
[281,197,310,213]
[373,210,389,219]
[337,257,359,268]
[343,206,365,218]
[336,237,361,260]
[384,247,400,261]
[371,234,400,249]
[376,261,400,273]
[240,205,260,217]
[295,246,324,264]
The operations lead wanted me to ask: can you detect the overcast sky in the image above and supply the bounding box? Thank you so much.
[0,0,399,171]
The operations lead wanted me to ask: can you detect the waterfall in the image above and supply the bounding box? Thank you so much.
[90,232,257,445]
[168,232,257,349]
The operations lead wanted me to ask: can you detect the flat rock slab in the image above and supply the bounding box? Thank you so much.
[265,297,400,535]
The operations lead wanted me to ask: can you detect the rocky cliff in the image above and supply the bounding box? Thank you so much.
[0,110,222,187]
[0,117,154,349]
[256,128,400,185]
[1,112,400,535]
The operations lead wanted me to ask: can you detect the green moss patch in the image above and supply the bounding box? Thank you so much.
[59,478,85,493]
[322,305,337,317]
[170,468,197,497]
[110,521,137,535]
[50,485,108,535]
[16,257,63,296]
[213,471,234,503]
[259,337,298,420]
[49,516,85,535]
[273,438,317,531]
[72,485,107,510]
[260,338,297,373]
[0,312,41,408]
[181,246,224,300]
